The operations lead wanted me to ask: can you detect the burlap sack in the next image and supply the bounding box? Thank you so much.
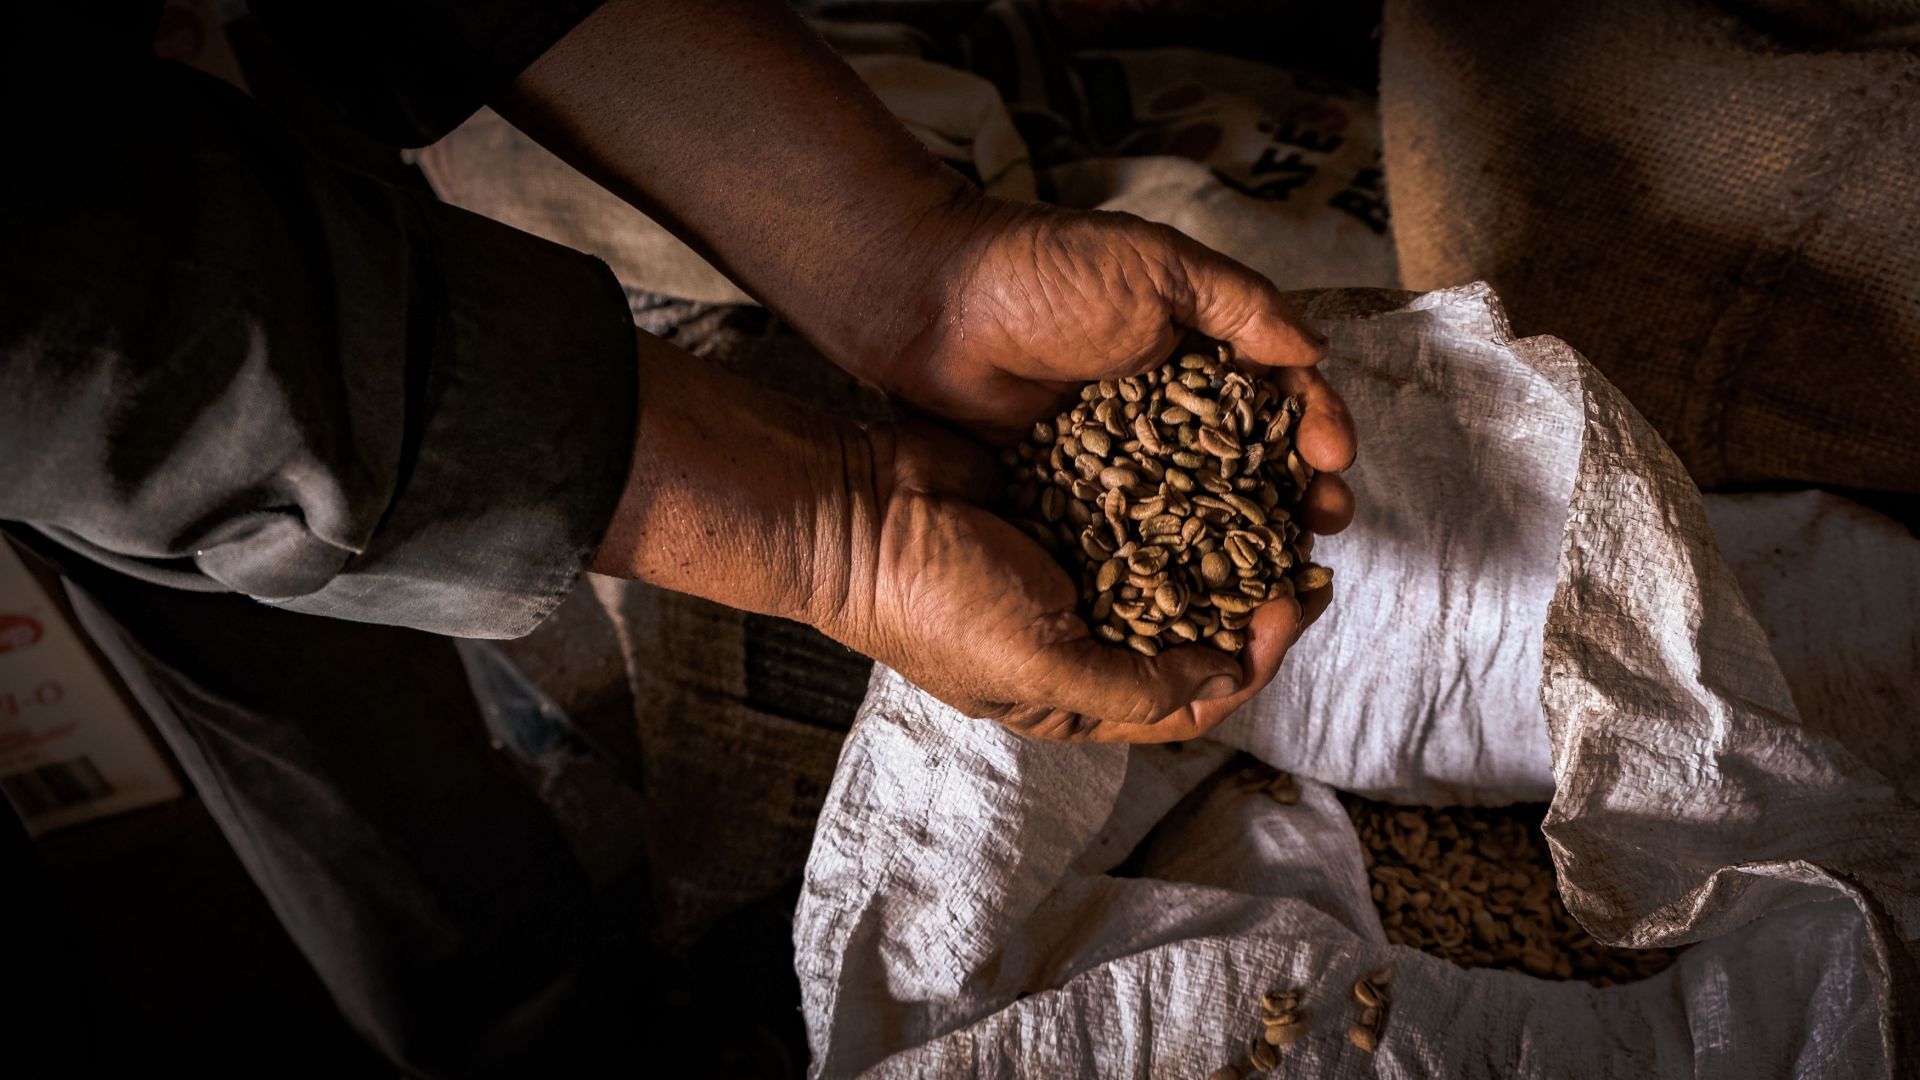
[1380,0,1920,493]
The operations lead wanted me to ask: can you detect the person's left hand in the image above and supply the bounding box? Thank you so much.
[869,199,1358,535]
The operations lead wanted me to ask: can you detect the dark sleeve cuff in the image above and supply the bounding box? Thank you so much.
[268,197,638,638]
[250,0,606,147]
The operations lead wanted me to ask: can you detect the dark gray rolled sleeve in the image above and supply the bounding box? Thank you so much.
[1,60,637,638]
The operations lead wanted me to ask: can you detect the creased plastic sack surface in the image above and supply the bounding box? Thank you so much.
[794,284,1919,1078]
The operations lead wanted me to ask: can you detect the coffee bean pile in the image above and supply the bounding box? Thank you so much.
[1002,347,1330,657]
[1343,795,1680,986]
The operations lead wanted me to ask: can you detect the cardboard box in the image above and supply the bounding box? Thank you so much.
[0,543,181,836]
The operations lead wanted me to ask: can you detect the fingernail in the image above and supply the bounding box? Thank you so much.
[1197,674,1240,701]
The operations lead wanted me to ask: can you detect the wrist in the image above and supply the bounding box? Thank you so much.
[790,418,890,649]
[591,333,883,631]
[810,181,999,388]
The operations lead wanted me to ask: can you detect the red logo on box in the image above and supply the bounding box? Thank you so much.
[0,615,44,654]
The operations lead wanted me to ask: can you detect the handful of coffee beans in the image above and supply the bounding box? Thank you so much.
[1003,346,1331,657]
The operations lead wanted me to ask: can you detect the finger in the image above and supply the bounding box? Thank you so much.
[1295,574,1334,631]
[1029,632,1244,730]
[1270,365,1357,473]
[1150,224,1327,370]
[1083,593,1310,744]
[996,703,1095,742]
[1084,701,1208,744]
[1298,473,1355,536]
[1184,595,1304,732]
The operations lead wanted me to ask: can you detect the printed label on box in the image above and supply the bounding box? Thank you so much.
[0,545,181,835]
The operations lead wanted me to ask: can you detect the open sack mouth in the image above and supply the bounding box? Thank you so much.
[793,285,1920,1079]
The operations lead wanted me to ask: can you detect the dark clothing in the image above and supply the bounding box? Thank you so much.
[62,561,598,1076]
[251,0,608,148]
[3,3,646,1074]
[2,1,634,638]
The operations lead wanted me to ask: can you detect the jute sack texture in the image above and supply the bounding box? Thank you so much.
[1380,0,1920,493]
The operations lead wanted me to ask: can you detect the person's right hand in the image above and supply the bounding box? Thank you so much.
[806,419,1329,743]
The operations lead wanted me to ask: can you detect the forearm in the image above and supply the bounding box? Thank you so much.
[499,0,977,375]
[590,329,868,627]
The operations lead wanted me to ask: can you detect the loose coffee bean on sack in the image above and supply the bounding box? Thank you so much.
[1002,346,1332,658]
[1342,793,1681,986]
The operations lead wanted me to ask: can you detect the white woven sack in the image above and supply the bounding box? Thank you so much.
[795,284,1919,1078]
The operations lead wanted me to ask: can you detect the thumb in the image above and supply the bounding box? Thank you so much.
[1147,223,1327,371]
[1027,632,1244,729]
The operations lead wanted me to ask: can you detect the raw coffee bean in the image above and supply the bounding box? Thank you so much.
[1128,495,1168,521]
[1295,565,1334,592]
[1201,551,1234,589]
[1154,581,1188,619]
[1126,570,1168,591]
[1134,413,1167,454]
[1040,486,1066,522]
[1231,396,1257,437]
[1223,493,1267,525]
[1165,382,1220,424]
[1210,591,1257,615]
[1266,773,1301,805]
[1197,426,1243,459]
[1286,450,1310,491]
[1142,513,1183,538]
[1081,531,1114,561]
[1263,1019,1305,1047]
[1127,545,1171,575]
